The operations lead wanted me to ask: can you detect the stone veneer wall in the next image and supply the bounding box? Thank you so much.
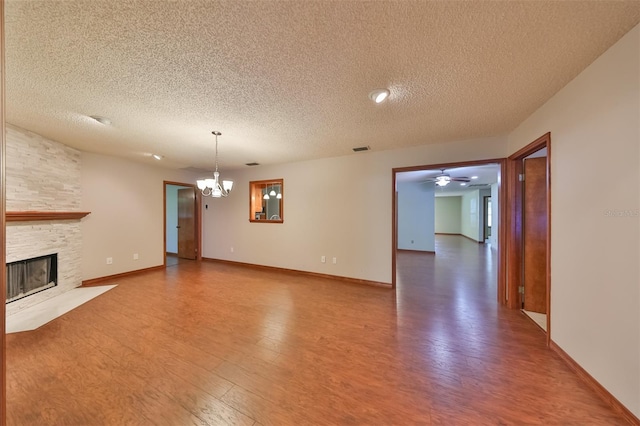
[5,125,83,316]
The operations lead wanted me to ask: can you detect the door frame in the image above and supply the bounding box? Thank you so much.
[506,133,551,342]
[163,181,202,265]
[392,158,508,305]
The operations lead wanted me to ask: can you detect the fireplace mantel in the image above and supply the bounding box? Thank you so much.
[6,211,91,222]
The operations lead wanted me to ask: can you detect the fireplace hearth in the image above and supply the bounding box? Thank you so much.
[6,253,58,303]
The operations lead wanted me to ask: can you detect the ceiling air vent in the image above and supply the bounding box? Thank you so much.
[245,162,260,166]
[468,183,490,188]
[352,146,370,152]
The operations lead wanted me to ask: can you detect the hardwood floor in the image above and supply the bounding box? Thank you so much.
[6,235,628,425]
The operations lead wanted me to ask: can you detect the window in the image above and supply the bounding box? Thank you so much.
[249,179,284,223]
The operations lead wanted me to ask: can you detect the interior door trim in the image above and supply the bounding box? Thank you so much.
[391,158,507,306]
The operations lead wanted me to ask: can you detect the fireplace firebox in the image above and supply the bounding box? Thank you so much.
[6,253,58,303]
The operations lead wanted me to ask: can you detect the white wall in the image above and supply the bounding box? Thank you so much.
[508,25,640,417]
[165,185,180,254]
[397,181,435,252]
[81,153,199,280]
[489,183,499,249]
[202,136,507,283]
[460,190,480,242]
[435,196,462,234]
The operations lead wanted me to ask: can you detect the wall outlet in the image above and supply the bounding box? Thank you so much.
[332,257,337,264]
[133,253,139,260]
[321,256,326,263]
[106,257,113,265]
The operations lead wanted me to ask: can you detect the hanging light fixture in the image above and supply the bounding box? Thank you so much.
[197,131,233,198]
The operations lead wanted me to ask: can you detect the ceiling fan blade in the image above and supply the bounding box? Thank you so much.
[451,177,471,182]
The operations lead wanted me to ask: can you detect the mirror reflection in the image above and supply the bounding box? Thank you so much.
[250,179,284,223]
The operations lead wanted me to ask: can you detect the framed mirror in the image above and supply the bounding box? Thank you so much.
[249,179,284,223]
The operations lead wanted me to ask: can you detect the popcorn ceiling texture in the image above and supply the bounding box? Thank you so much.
[4,1,639,170]
[6,126,83,316]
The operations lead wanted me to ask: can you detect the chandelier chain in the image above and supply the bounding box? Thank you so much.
[214,132,219,173]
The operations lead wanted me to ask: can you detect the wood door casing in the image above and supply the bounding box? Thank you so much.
[177,188,196,260]
[523,156,547,313]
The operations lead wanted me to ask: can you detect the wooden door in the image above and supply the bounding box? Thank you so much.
[523,157,547,313]
[177,188,196,259]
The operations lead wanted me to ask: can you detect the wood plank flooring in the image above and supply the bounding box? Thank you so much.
[6,235,628,425]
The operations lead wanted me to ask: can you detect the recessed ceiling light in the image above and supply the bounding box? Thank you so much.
[152,154,162,160]
[369,88,390,104]
[89,115,111,125]
[460,183,467,186]
[471,176,479,179]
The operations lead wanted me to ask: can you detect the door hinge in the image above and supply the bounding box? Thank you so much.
[518,286,524,294]
[518,174,525,182]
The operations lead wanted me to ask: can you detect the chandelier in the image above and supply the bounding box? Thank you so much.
[196,131,233,198]
[263,184,282,200]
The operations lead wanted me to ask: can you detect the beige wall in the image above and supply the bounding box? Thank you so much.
[435,196,462,234]
[202,136,507,284]
[80,152,199,280]
[508,25,639,417]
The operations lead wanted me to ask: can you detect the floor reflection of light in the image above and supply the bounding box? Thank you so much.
[395,236,499,365]
[261,291,293,344]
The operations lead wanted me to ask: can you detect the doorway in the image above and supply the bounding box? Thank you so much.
[483,196,492,243]
[506,133,551,339]
[163,181,201,266]
[392,159,507,303]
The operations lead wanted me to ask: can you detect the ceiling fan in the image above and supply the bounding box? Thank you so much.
[423,169,471,187]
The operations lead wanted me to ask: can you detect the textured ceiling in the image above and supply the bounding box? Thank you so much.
[5,1,640,171]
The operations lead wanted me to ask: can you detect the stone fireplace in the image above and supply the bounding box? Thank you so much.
[6,125,84,316]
